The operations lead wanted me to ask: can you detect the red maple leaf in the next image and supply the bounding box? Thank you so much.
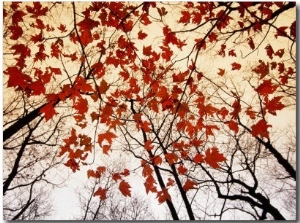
[247,37,255,50]
[208,32,218,42]
[152,156,162,166]
[140,13,151,25]
[193,153,204,164]
[40,102,57,121]
[165,152,178,165]
[122,20,133,32]
[246,106,256,119]
[256,79,278,96]
[183,179,197,191]
[94,187,108,200]
[228,49,237,57]
[28,79,45,95]
[144,140,154,151]
[251,119,272,139]
[226,120,239,133]
[73,97,88,114]
[48,67,62,75]
[64,158,80,172]
[274,49,284,58]
[290,21,296,40]
[253,60,269,79]
[177,165,187,175]
[4,66,32,90]
[138,30,148,40]
[97,131,117,147]
[77,17,100,30]
[79,30,93,46]
[160,45,173,61]
[51,41,61,58]
[204,147,226,169]
[143,45,152,56]
[275,26,288,38]
[74,76,93,93]
[144,176,157,194]
[142,163,153,178]
[179,11,191,24]
[263,96,285,115]
[8,25,23,40]
[231,62,241,70]
[12,10,26,24]
[230,99,241,119]
[30,31,43,43]
[217,107,229,119]
[26,2,48,18]
[265,44,274,59]
[166,178,175,187]
[57,23,67,33]
[10,44,31,57]
[119,180,131,197]
[112,172,122,182]
[91,62,105,78]
[218,68,225,76]
[157,188,171,203]
[34,44,48,62]
[87,169,100,179]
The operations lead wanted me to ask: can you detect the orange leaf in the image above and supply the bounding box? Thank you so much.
[119,180,131,197]
[204,147,226,169]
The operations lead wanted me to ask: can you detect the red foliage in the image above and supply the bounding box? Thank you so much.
[204,147,226,169]
[251,119,272,139]
[119,180,131,197]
